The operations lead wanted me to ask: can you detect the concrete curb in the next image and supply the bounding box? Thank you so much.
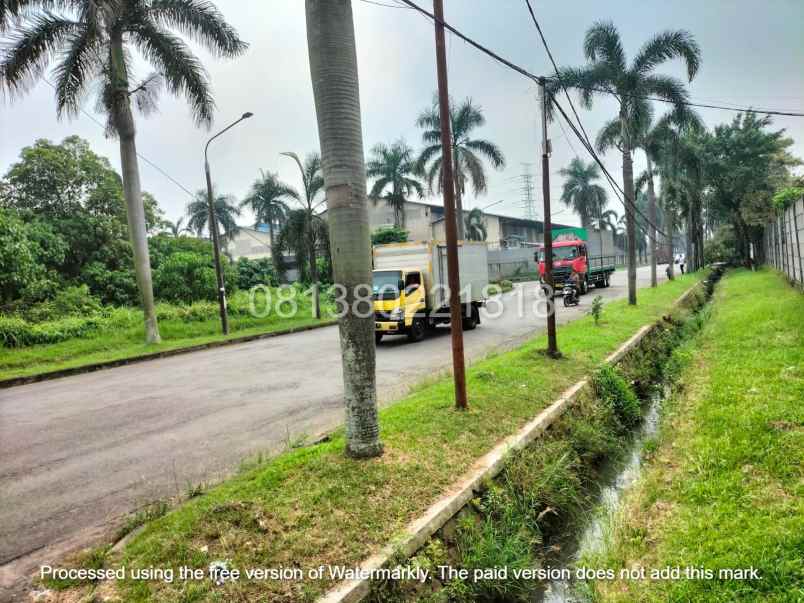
[318,281,703,603]
[0,319,337,389]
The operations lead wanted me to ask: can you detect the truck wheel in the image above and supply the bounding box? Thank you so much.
[462,306,479,331]
[604,273,611,288]
[407,318,426,342]
[581,276,589,295]
[375,332,383,345]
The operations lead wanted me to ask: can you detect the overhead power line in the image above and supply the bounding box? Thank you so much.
[520,0,664,238]
[398,0,804,118]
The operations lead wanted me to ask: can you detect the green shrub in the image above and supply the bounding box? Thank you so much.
[24,285,103,322]
[153,251,236,304]
[236,257,278,290]
[593,365,641,429]
[449,490,539,602]
[589,295,604,325]
[0,315,104,348]
[371,226,408,245]
[80,261,139,307]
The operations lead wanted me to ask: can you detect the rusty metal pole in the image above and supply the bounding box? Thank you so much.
[432,0,467,409]
[538,78,559,357]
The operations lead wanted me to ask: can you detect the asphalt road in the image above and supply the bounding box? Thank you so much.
[0,264,667,592]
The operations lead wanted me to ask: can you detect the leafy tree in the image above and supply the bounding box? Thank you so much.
[554,21,701,304]
[1,0,247,343]
[371,226,409,245]
[240,171,294,248]
[1,136,162,230]
[186,188,241,244]
[306,0,382,458]
[464,207,487,241]
[153,251,235,304]
[279,151,326,318]
[416,97,505,239]
[366,139,423,228]
[700,113,800,264]
[557,158,607,228]
[236,257,277,289]
[0,210,46,304]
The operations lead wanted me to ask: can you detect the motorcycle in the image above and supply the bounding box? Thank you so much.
[562,282,579,307]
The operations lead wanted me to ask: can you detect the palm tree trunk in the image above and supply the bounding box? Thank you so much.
[453,153,465,240]
[646,155,658,287]
[621,116,637,305]
[110,32,160,344]
[664,201,675,280]
[307,212,321,319]
[306,0,382,458]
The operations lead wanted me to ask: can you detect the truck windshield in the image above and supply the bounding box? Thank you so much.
[538,246,581,261]
[372,270,402,300]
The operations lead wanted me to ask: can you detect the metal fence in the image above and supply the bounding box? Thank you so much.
[763,196,804,290]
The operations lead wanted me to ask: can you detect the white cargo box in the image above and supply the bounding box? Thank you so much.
[373,240,489,310]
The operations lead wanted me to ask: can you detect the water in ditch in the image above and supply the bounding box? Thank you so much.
[537,388,666,603]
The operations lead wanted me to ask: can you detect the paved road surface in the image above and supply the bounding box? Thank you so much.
[0,265,667,592]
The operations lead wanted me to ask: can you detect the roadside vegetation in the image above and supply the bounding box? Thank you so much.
[40,273,703,601]
[583,269,803,602]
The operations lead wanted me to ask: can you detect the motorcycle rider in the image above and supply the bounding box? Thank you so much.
[566,268,581,305]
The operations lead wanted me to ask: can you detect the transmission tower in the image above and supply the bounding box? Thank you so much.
[520,163,538,221]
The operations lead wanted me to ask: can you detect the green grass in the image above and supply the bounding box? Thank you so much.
[0,302,334,381]
[584,269,804,602]
[48,273,703,602]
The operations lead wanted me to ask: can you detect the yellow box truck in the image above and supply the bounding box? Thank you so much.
[372,240,489,343]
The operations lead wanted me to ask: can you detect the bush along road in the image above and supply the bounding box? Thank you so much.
[27,272,706,602]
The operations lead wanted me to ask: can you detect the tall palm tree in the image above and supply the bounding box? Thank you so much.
[557,158,608,228]
[306,0,382,458]
[620,107,703,285]
[554,21,701,304]
[187,188,240,244]
[464,207,487,241]
[240,171,294,248]
[416,97,505,239]
[280,151,325,319]
[0,0,247,343]
[272,208,329,283]
[366,139,423,228]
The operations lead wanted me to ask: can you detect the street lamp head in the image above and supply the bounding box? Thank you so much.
[242,112,254,119]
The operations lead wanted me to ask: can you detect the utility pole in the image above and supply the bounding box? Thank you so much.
[538,77,559,358]
[432,0,467,409]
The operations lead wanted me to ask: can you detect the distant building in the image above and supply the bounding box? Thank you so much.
[228,199,622,281]
[226,225,273,260]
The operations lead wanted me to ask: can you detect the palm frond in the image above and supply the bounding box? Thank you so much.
[130,19,214,127]
[583,21,626,71]
[52,20,103,117]
[463,138,504,169]
[149,0,247,58]
[1,11,79,96]
[632,30,701,82]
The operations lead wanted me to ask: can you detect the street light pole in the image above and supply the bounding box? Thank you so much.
[204,112,253,335]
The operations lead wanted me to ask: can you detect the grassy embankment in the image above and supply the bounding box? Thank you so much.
[0,289,335,381]
[46,272,704,602]
[583,269,803,602]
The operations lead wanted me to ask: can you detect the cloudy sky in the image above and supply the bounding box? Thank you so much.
[2,0,803,228]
